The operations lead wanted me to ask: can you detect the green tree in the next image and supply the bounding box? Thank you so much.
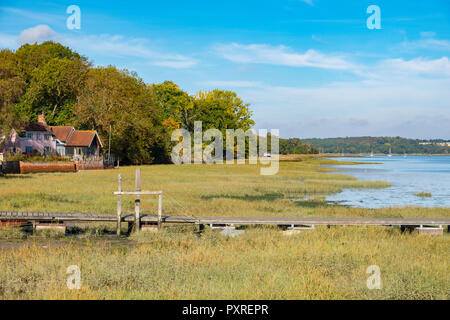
[151,81,195,130]
[193,89,254,132]
[16,57,89,125]
[14,42,90,125]
[15,41,87,83]
[74,66,170,164]
[0,49,25,136]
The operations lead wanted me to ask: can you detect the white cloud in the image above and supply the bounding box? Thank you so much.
[4,25,198,69]
[400,38,450,52]
[198,80,261,88]
[214,43,356,70]
[378,57,450,77]
[151,59,198,69]
[239,74,450,138]
[398,33,450,52]
[62,34,198,69]
[17,25,57,44]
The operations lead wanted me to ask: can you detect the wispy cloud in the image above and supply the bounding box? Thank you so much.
[0,7,65,24]
[400,38,450,52]
[379,57,450,77]
[244,76,450,138]
[215,53,450,138]
[397,31,450,52]
[64,34,198,69]
[1,25,198,69]
[214,43,356,70]
[198,80,262,88]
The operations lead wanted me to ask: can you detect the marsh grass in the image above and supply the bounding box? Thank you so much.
[0,227,448,299]
[415,192,432,198]
[0,159,449,299]
[0,160,400,219]
[0,226,27,239]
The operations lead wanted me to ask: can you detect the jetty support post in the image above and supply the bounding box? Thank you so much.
[158,191,162,229]
[116,174,122,236]
[135,168,141,233]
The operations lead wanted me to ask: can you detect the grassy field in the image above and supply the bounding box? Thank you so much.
[0,158,449,299]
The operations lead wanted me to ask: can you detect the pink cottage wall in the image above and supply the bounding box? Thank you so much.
[19,131,56,155]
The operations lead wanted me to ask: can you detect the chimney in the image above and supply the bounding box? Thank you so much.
[38,111,46,124]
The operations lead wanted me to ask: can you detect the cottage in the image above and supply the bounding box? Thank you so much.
[63,130,103,159]
[1,112,103,159]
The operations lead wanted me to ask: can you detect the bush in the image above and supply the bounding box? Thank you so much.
[5,154,72,162]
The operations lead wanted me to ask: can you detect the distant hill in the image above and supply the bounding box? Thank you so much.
[302,137,450,154]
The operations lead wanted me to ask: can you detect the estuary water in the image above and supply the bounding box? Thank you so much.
[326,155,450,208]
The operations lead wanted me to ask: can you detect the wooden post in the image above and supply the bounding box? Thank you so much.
[135,168,141,232]
[158,192,163,229]
[116,174,122,236]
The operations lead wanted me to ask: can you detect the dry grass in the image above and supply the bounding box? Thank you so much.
[0,226,448,299]
[0,159,449,299]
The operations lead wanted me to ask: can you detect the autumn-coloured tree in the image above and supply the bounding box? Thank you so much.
[74,66,170,164]
[151,81,195,131]
[193,89,255,132]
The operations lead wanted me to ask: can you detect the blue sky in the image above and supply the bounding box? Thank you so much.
[1,0,449,139]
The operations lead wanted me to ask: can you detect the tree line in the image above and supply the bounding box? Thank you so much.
[302,137,449,154]
[0,41,316,164]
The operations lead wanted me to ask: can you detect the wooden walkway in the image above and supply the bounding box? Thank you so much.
[1,211,449,227]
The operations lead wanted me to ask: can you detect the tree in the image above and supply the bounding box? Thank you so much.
[16,57,89,125]
[151,81,195,131]
[13,42,90,125]
[0,49,25,136]
[15,41,87,83]
[74,66,170,164]
[193,89,254,132]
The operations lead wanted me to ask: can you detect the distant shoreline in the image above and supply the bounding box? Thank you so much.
[331,153,450,156]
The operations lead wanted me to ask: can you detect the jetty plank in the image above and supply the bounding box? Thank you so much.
[0,211,449,226]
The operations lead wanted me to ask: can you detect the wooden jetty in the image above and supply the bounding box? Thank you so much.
[1,211,449,228]
[1,169,449,235]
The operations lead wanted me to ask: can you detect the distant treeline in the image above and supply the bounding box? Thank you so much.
[303,137,450,154]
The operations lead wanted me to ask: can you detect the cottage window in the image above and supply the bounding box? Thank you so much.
[26,132,33,139]
[45,134,51,140]
[36,133,41,140]
[26,146,32,154]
